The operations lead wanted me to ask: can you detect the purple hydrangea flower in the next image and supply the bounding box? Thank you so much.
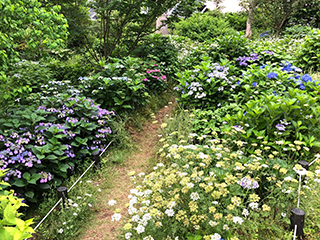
[238,177,259,189]
[275,124,286,131]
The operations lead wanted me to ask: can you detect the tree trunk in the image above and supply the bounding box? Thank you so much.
[245,1,255,38]
[156,13,168,35]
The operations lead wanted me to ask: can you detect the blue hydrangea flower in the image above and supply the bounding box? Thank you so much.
[260,30,269,38]
[301,74,312,83]
[267,72,278,79]
[299,84,306,90]
[252,82,258,87]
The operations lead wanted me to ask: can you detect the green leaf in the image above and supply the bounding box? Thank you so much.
[46,155,58,160]
[46,116,57,122]
[60,164,69,172]
[39,184,51,190]
[25,191,34,199]
[4,204,16,224]
[53,150,65,156]
[22,172,31,180]
[12,179,25,188]
[71,141,80,147]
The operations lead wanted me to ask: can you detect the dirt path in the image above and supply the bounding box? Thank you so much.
[81,103,175,240]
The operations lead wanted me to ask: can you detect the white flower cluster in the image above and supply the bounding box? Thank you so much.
[187,82,207,99]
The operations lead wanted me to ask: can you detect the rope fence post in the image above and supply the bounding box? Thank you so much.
[57,186,68,208]
[290,208,305,239]
[92,151,101,170]
[298,160,309,170]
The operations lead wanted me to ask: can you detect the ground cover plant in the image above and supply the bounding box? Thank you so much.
[33,169,102,240]
[121,111,320,239]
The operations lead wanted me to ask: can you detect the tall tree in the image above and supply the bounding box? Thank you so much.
[0,0,68,69]
[82,0,203,67]
[241,0,307,37]
[0,0,68,106]
[39,0,91,48]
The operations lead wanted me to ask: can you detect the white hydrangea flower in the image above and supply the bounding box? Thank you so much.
[242,208,249,217]
[125,233,132,239]
[132,215,140,222]
[211,233,221,240]
[249,202,259,210]
[136,224,145,234]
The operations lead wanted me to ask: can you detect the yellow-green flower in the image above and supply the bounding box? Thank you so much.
[161,123,167,128]
[249,193,260,202]
[123,223,132,230]
[262,204,271,212]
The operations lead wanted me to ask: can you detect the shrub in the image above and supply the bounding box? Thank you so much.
[190,104,243,135]
[0,95,115,202]
[132,34,179,79]
[210,32,251,63]
[47,55,93,85]
[78,57,168,113]
[251,37,302,64]
[281,24,314,39]
[223,88,320,161]
[173,12,237,42]
[79,58,150,113]
[0,169,34,239]
[296,29,320,71]
[224,12,247,32]
[174,58,238,110]
[0,60,53,109]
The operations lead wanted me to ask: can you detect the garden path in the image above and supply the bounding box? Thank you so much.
[81,102,175,240]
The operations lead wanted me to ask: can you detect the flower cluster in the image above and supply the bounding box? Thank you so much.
[236,53,259,67]
[122,131,319,239]
[175,60,237,109]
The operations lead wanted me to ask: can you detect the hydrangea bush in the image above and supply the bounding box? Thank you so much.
[174,59,237,110]
[222,88,320,161]
[0,95,115,201]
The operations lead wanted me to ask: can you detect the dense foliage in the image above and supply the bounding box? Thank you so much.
[119,22,320,239]
[174,12,237,42]
[296,29,320,71]
[0,1,320,239]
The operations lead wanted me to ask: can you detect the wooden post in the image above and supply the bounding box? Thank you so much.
[290,208,305,239]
